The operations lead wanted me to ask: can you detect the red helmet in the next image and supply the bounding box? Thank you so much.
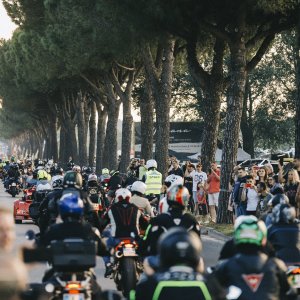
[167,185,190,208]
[115,188,131,203]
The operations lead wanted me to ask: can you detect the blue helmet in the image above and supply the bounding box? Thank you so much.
[59,193,84,219]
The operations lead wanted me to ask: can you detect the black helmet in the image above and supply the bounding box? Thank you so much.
[158,227,202,269]
[268,194,289,208]
[271,203,296,224]
[63,171,83,189]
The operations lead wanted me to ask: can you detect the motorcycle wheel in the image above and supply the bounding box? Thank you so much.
[121,257,137,297]
[11,187,17,197]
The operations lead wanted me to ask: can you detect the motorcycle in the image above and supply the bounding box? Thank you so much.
[8,179,21,197]
[13,187,35,224]
[23,232,98,300]
[111,237,143,297]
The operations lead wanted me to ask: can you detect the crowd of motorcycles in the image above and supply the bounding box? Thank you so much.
[0,159,147,300]
[2,158,300,300]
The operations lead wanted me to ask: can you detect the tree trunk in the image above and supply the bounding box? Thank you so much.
[77,93,89,166]
[59,126,67,166]
[119,97,133,173]
[187,38,225,173]
[218,33,247,224]
[89,100,97,167]
[96,101,107,173]
[240,77,255,158]
[102,85,120,170]
[140,80,154,161]
[295,11,300,158]
[143,36,175,178]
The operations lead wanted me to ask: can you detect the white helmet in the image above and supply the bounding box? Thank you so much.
[164,174,184,192]
[88,174,98,182]
[115,188,132,203]
[146,159,157,169]
[131,181,147,194]
[72,165,81,173]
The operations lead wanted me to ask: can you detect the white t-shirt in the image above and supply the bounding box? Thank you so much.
[246,188,259,211]
[190,170,207,191]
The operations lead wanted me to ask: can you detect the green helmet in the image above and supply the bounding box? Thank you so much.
[234,215,267,247]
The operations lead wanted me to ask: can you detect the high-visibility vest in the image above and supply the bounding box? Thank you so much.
[145,170,162,195]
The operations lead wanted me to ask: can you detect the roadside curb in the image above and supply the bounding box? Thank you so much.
[200,226,231,241]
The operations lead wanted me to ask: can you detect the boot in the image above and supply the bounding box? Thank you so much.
[197,215,203,224]
[209,205,216,223]
[203,214,210,224]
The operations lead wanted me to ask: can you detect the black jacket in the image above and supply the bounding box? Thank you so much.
[139,208,200,256]
[268,223,300,264]
[40,220,107,256]
[214,251,294,300]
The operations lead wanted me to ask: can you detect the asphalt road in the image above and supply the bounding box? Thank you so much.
[1,184,226,292]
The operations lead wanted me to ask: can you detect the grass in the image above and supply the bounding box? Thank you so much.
[205,222,234,237]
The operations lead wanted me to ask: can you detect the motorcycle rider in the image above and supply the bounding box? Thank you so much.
[213,215,296,300]
[159,174,184,214]
[100,168,110,182]
[267,203,300,265]
[39,193,107,298]
[130,181,154,217]
[133,227,221,300]
[38,177,64,235]
[143,159,162,199]
[139,185,200,257]
[5,162,21,190]
[101,188,147,277]
[108,170,123,191]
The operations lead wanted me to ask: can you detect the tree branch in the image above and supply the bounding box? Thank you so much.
[246,34,275,73]
[200,21,231,45]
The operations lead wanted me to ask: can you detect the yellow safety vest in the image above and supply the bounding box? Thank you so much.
[145,170,162,195]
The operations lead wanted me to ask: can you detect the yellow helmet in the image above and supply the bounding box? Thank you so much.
[38,170,48,180]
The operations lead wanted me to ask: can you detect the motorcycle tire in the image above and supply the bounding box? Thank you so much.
[120,257,137,297]
[11,187,17,197]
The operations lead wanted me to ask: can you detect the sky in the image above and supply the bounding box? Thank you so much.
[0,2,17,40]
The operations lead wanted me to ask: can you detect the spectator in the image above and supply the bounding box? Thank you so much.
[0,206,15,253]
[137,159,147,181]
[184,164,195,213]
[257,182,272,218]
[265,163,274,177]
[267,176,274,189]
[233,167,248,217]
[284,169,300,210]
[241,175,259,216]
[270,174,284,195]
[190,164,207,217]
[207,162,220,223]
[256,166,268,184]
[196,183,209,223]
[168,159,184,177]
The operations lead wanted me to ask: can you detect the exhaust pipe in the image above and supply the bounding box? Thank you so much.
[115,250,123,258]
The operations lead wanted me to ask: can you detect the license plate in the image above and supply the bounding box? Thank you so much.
[11,183,16,186]
[123,247,137,257]
[63,294,85,300]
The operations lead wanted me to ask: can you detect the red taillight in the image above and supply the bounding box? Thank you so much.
[66,282,81,293]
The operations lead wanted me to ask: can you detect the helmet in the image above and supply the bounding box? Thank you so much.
[102,168,109,175]
[52,177,63,189]
[38,160,44,166]
[271,203,296,224]
[268,194,289,208]
[38,170,48,180]
[115,188,131,203]
[88,174,98,182]
[58,193,84,219]
[72,165,81,173]
[167,185,190,208]
[146,159,157,169]
[131,181,146,194]
[63,171,83,189]
[158,227,202,269]
[164,174,184,192]
[234,215,267,247]
[110,170,119,176]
